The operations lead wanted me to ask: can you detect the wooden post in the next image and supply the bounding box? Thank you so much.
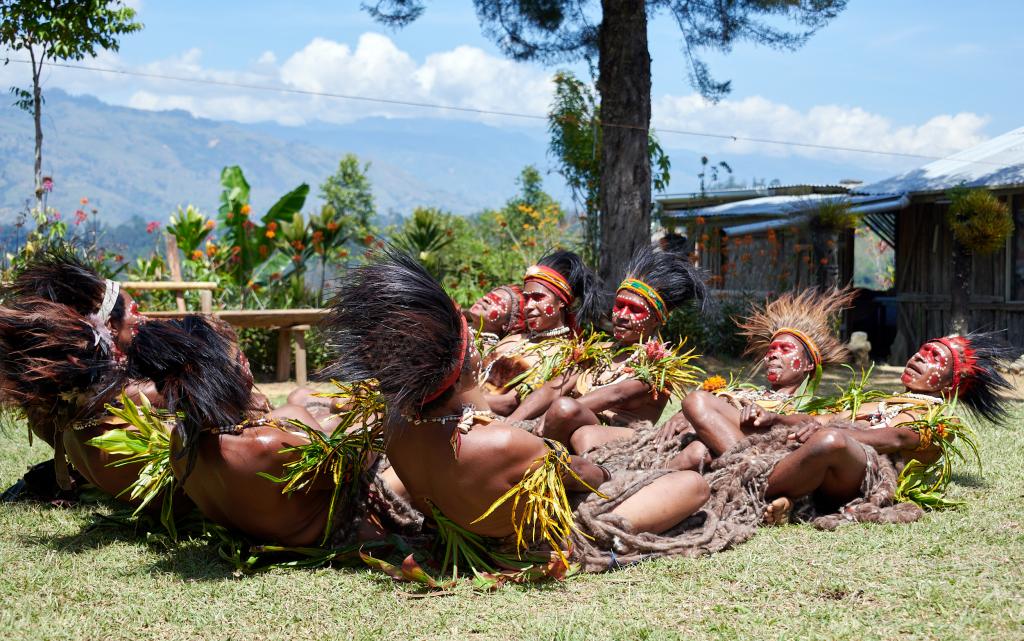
[199,290,213,314]
[293,325,309,386]
[164,234,187,313]
[275,328,291,382]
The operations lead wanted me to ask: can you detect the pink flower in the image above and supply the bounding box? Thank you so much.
[74,209,88,225]
[50,212,61,222]
[41,177,53,193]
[645,340,668,361]
[146,221,161,234]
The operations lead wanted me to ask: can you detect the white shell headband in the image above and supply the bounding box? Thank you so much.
[85,280,121,350]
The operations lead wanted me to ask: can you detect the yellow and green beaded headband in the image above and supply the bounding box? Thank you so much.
[617,278,668,323]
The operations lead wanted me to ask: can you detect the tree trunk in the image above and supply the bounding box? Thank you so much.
[597,0,651,285]
[31,50,43,211]
[950,239,971,334]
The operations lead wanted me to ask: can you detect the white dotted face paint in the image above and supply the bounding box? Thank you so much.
[523,281,565,333]
[612,291,659,343]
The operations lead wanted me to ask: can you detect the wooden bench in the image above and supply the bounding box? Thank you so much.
[124,281,328,385]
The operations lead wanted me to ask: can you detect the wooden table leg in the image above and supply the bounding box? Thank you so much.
[292,325,310,386]
[275,328,291,382]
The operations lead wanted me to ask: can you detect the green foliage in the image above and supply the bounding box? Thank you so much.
[165,205,215,257]
[392,207,455,279]
[947,187,1014,255]
[319,154,376,243]
[86,392,179,538]
[216,165,309,298]
[811,199,859,231]
[0,1,142,61]
[698,156,732,195]
[547,71,670,264]
[1,0,142,204]
[662,294,754,359]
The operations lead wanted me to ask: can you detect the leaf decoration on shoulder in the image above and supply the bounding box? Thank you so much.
[472,438,605,567]
[615,336,704,400]
[260,378,386,545]
[895,396,981,510]
[505,330,613,398]
[87,391,181,538]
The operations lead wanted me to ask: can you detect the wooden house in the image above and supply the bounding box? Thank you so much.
[656,126,1024,361]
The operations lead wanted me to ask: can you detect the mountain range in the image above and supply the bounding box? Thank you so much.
[0,89,900,226]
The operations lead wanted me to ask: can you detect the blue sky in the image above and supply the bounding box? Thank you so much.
[3,1,1021,190]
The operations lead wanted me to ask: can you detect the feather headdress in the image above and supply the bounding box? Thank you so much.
[737,286,856,366]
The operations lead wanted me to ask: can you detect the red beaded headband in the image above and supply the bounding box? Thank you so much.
[524,265,574,305]
[930,336,977,393]
[422,310,470,405]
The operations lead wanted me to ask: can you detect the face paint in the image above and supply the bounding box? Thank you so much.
[612,291,659,343]
[763,333,811,388]
[469,289,512,334]
[901,342,953,392]
[523,281,564,333]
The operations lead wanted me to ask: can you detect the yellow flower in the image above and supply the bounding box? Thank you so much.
[190,250,203,260]
[265,230,276,239]
[205,219,216,230]
[240,204,252,216]
[701,375,727,392]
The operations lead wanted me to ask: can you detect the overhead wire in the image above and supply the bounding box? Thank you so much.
[3,57,1007,166]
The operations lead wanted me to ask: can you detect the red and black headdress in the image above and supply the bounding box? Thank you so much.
[926,331,1016,425]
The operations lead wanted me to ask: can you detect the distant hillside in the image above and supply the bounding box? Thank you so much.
[0,90,900,228]
[0,90,557,224]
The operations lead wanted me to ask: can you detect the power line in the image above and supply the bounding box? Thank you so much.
[5,57,1005,166]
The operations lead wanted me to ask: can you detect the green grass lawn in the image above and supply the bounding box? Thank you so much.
[2,404,1023,641]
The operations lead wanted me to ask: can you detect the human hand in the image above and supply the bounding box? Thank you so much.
[740,403,778,431]
[655,413,691,446]
[788,421,823,443]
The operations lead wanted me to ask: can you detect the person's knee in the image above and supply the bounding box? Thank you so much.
[548,397,583,422]
[805,428,850,457]
[681,390,712,422]
[568,428,592,454]
[287,387,311,406]
[674,470,711,504]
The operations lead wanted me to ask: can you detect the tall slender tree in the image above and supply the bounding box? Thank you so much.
[364,0,846,282]
[1,0,142,210]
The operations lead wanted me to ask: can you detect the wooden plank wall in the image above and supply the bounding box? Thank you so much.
[894,192,1024,357]
[696,224,852,294]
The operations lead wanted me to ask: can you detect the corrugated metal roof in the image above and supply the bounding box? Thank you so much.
[857,126,1024,195]
[658,184,848,212]
[663,193,908,225]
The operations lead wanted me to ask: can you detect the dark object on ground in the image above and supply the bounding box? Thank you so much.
[1,458,83,504]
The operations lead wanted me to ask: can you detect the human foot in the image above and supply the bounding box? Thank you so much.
[763,497,792,525]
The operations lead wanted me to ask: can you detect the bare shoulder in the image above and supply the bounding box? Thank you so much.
[493,334,527,354]
[457,421,549,471]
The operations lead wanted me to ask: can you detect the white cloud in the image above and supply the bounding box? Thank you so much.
[0,32,991,169]
[652,93,989,167]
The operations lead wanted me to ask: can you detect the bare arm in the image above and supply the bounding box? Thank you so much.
[506,372,578,422]
[577,378,653,414]
[492,424,606,493]
[484,391,519,416]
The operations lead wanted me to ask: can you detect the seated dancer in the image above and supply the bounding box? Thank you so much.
[464,284,527,348]
[321,247,713,572]
[289,283,529,421]
[483,250,603,415]
[508,245,707,453]
[0,251,162,501]
[673,287,855,470]
[132,317,381,547]
[742,331,1015,525]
